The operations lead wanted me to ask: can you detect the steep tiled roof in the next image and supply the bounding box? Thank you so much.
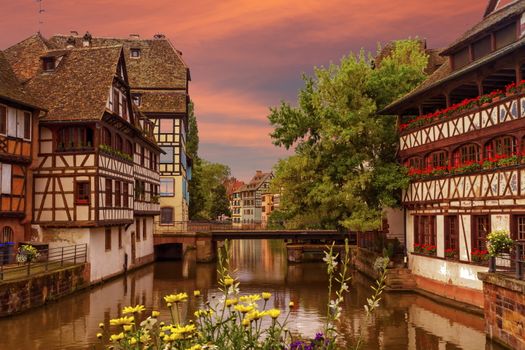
[245,171,272,191]
[49,35,188,89]
[26,46,122,121]
[442,0,525,55]
[3,33,57,83]
[0,51,42,109]
[134,89,187,113]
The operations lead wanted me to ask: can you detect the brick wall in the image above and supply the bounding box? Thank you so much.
[479,272,525,350]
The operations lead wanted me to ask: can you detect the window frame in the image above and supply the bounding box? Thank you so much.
[105,228,112,251]
[105,178,112,207]
[444,215,459,255]
[136,219,141,242]
[471,215,490,251]
[115,180,121,207]
[75,180,90,205]
[160,207,174,225]
[0,105,7,135]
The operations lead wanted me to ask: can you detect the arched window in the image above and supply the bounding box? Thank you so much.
[1,226,13,243]
[115,134,123,152]
[453,143,480,166]
[404,157,423,169]
[426,150,448,169]
[102,127,112,146]
[56,126,94,152]
[485,136,516,160]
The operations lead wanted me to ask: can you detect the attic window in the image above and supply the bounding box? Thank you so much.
[130,48,141,58]
[132,94,142,106]
[43,57,55,71]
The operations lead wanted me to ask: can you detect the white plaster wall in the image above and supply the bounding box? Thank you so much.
[436,215,444,258]
[459,215,471,262]
[409,254,485,290]
[406,212,414,253]
[89,227,127,282]
[132,217,154,261]
[385,208,404,244]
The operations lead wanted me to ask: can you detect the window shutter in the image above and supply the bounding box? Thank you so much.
[7,108,16,137]
[1,164,11,194]
[16,110,24,138]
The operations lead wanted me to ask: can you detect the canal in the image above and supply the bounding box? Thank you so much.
[0,240,507,349]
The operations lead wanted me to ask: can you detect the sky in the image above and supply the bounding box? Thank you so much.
[0,0,487,181]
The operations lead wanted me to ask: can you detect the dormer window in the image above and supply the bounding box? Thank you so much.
[130,48,141,58]
[43,57,55,71]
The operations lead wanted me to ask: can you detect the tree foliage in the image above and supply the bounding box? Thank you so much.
[268,39,428,231]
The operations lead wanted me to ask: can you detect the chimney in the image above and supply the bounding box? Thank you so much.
[153,33,165,39]
[256,170,262,176]
[129,34,140,39]
[70,30,79,36]
[82,31,92,47]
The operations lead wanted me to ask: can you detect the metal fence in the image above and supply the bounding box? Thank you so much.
[489,243,525,280]
[0,244,88,281]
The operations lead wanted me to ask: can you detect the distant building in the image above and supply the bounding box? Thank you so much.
[261,192,280,228]
[229,171,272,225]
[226,178,244,224]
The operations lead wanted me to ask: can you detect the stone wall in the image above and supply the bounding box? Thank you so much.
[479,272,525,350]
[0,264,89,317]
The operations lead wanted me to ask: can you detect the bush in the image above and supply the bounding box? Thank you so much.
[487,230,514,257]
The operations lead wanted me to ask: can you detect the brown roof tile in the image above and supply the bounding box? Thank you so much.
[442,0,525,55]
[49,35,188,89]
[0,51,42,109]
[26,46,122,121]
[135,89,187,113]
[3,33,57,83]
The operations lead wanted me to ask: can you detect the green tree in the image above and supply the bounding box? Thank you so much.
[190,159,231,220]
[186,101,199,160]
[210,184,232,218]
[268,39,428,230]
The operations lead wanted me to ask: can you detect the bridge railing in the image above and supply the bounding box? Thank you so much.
[155,221,265,233]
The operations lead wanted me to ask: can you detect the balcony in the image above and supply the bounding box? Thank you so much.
[399,86,525,152]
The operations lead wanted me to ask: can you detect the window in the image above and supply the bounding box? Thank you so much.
[136,219,141,242]
[105,179,112,206]
[130,48,141,58]
[118,227,122,249]
[122,96,128,120]
[132,94,141,106]
[105,228,112,251]
[56,126,94,152]
[123,183,129,208]
[125,140,133,156]
[472,215,490,251]
[42,57,55,71]
[495,23,516,50]
[427,150,447,168]
[444,215,459,253]
[0,163,12,194]
[7,107,15,137]
[453,47,470,70]
[160,207,174,224]
[115,134,123,152]
[102,127,112,146]
[0,105,5,135]
[485,136,516,159]
[115,181,121,207]
[405,157,423,169]
[140,146,145,166]
[160,147,173,164]
[472,36,492,60]
[23,112,31,140]
[414,215,436,246]
[1,226,13,243]
[75,181,90,204]
[453,144,480,166]
[113,89,120,115]
[143,219,147,240]
[160,119,173,133]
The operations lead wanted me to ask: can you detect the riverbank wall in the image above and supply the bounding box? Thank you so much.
[0,264,89,317]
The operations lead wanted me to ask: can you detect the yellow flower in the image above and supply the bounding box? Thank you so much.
[164,292,188,304]
[193,290,201,297]
[122,305,145,314]
[262,292,272,300]
[187,345,202,350]
[129,338,137,345]
[123,325,133,332]
[225,298,238,307]
[110,316,134,326]
[223,277,234,286]
[242,318,251,327]
[247,310,264,320]
[110,332,124,342]
[240,294,261,303]
[140,333,151,343]
[96,333,103,339]
[151,310,160,318]
[289,301,295,308]
[267,309,281,319]
[98,322,105,329]
[234,304,254,314]
[167,303,172,308]
[194,309,213,318]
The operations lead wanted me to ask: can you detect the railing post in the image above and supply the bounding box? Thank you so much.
[489,256,496,273]
[516,244,523,280]
[74,245,77,264]
[61,247,64,267]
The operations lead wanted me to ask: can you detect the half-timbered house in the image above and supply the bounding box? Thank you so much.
[381,0,525,307]
[48,33,192,228]
[3,33,162,282]
[0,51,42,245]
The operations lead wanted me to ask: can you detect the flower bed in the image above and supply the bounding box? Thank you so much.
[400,81,525,133]
[413,243,437,256]
[471,249,489,264]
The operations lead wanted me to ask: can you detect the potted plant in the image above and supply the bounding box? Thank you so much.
[445,248,457,259]
[487,229,514,257]
[16,244,40,264]
[471,249,489,264]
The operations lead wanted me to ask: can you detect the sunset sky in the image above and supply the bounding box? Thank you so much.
[0,0,487,181]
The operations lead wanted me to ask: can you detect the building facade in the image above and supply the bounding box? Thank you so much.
[2,33,165,282]
[261,192,280,228]
[229,171,272,225]
[382,0,525,307]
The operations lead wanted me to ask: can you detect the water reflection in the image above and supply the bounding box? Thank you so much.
[0,239,505,350]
